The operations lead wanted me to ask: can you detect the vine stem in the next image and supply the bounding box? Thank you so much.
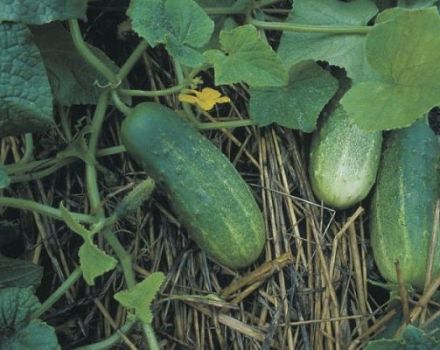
[74,317,137,350]
[68,20,118,85]
[32,267,83,319]
[249,18,372,34]
[0,197,96,224]
[19,134,34,163]
[116,40,149,82]
[111,91,132,117]
[197,119,256,130]
[84,91,160,346]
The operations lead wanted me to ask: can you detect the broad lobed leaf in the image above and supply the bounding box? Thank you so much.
[342,7,440,130]
[249,61,338,132]
[204,25,288,87]
[127,0,214,67]
[277,0,378,81]
[0,23,53,137]
[0,0,87,25]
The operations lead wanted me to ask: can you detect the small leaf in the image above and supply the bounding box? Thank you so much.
[204,25,288,87]
[249,61,338,132]
[0,0,87,24]
[0,23,53,137]
[0,287,60,350]
[178,87,231,111]
[127,0,214,67]
[78,240,117,286]
[342,8,440,130]
[0,163,10,189]
[0,255,43,288]
[114,272,165,324]
[31,23,131,106]
[277,0,378,81]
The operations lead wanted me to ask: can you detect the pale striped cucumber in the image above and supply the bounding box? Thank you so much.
[121,103,265,268]
[309,106,383,209]
[371,119,440,290]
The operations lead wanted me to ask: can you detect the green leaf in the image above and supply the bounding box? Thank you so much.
[0,163,10,189]
[0,287,60,350]
[1,320,60,350]
[127,0,214,67]
[0,0,87,24]
[204,25,288,87]
[277,0,378,81]
[78,240,117,286]
[0,23,53,137]
[114,272,165,324]
[0,255,43,288]
[342,8,440,130]
[398,0,438,8]
[60,203,117,285]
[31,23,131,106]
[365,325,440,349]
[249,61,338,132]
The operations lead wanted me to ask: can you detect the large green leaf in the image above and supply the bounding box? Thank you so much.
[0,0,87,24]
[365,325,440,349]
[398,0,438,8]
[0,23,53,137]
[0,163,9,189]
[277,0,378,81]
[0,287,60,350]
[31,23,131,106]
[114,272,165,324]
[249,61,338,132]
[127,0,214,67]
[342,8,440,130]
[204,25,288,87]
[0,255,43,288]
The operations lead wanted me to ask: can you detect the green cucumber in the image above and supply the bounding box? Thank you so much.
[309,106,383,209]
[121,103,265,268]
[371,119,440,290]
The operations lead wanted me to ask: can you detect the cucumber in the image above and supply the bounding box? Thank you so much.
[371,119,440,290]
[121,103,265,268]
[309,106,383,209]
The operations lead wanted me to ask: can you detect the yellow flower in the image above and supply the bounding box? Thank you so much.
[178,87,231,111]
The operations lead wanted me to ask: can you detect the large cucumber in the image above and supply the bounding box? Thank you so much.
[121,103,265,268]
[309,106,383,209]
[371,119,440,290]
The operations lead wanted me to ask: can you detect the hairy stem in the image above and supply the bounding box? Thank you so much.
[0,197,96,224]
[249,18,371,34]
[32,267,83,319]
[68,20,118,85]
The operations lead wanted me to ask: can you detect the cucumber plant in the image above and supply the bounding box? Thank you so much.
[1,0,440,348]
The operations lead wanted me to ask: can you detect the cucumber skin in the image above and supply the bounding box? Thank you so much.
[309,106,383,209]
[121,103,265,269]
[371,120,440,290]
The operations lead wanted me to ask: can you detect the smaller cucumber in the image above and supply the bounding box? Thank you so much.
[371,119,440,290]
[308,106,383,209]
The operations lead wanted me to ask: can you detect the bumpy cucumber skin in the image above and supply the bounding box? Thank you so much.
[121,103,265,268]
[309,106,383,209]
[371,120,440,290]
